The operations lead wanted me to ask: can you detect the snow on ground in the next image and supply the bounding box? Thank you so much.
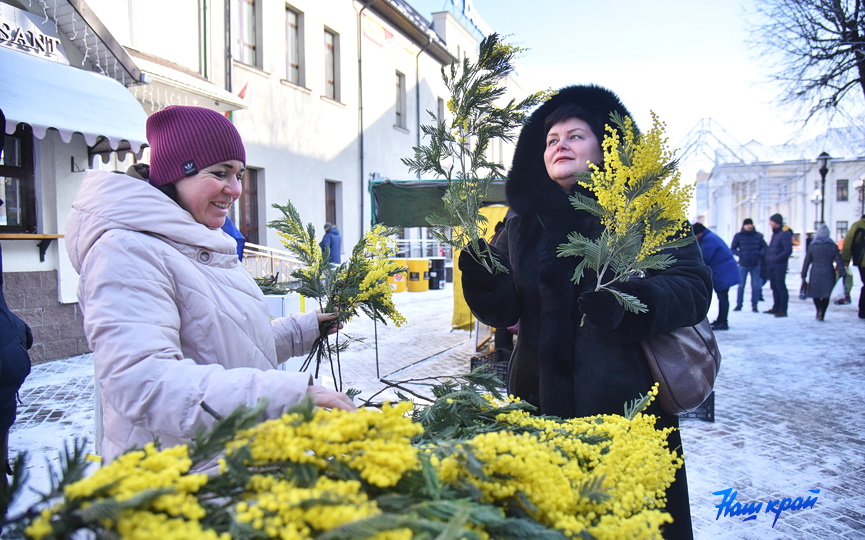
[8,274,865,538]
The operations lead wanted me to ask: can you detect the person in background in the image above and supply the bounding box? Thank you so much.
[834,237,853,305]
[489,219,516,352]
[801,224,843,321]
[730,218,767,312]
[764,213,794,317]
[692,223,740,330]
[460,85,711,539]
[841,214,865,319]
[758,250,769,302]
[0,112,33,504]
[221,216,246,261]
[319,222,342,264]
[0,209,33,507]
[65,106,354,471]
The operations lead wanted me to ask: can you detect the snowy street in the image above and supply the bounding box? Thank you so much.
[8,272,865,539]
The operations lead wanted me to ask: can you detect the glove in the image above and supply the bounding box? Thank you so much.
[458,240,495,284]
[578,289,625,330]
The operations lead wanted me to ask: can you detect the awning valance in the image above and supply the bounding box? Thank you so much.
[0,47,147,152]
[370,179,507,227]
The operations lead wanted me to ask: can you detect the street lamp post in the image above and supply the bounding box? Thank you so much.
[810,188,822,230]
[816,152,830,224]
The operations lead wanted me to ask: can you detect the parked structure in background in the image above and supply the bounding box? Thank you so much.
[0,0,523,362]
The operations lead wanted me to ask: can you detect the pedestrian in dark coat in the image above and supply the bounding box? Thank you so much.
[840,215,865,318]
[801,224,843,320]
[0,230,33,497]
[319,223,342,264]
[730,218,767,311]
[765,213,794,317]
[692,223,740,330]
[459,85,711,539]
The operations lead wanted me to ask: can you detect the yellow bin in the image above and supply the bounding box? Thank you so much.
[407,258,430,292]
[388,261,408,293]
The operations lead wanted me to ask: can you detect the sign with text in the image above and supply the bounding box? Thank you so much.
[0,4,68,63]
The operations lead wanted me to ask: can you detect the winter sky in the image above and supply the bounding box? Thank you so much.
[411,0,844,172]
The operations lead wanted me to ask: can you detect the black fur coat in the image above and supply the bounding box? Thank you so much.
[461,86,712,537]
[463,87,712,419]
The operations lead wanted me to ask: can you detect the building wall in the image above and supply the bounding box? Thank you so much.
[3,270,89,364]
[2,0,525,361]
[703,155,865,275]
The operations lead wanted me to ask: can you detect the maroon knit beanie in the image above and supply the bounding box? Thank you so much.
[146,106,246,187]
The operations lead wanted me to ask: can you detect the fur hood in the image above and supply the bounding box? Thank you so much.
[506,85,633,217]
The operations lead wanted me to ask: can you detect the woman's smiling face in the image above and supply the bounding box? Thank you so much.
[174,160,245,228]
[543,117,602,192]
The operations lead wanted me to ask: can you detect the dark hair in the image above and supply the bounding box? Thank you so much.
[543,103,604,144]
[158,182,180,204]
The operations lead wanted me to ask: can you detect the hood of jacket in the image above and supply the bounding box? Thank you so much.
[812,223,833,244]
[506,85,633,218]
[66,170,238,273]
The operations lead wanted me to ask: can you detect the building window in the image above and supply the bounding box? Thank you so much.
[437,97,445,123]
[837,179,848,201]
[238,168,259,244]
[395,71,406,128]
[0,125,36,233]
[325,180,339,225]
[234,0,259,67]
[836,221,848,242]
[324,28,340,101]
[285,5,304,85]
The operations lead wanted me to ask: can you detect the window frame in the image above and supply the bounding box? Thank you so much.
[285,5,304,85]
[325,180,338,225]
[234,0,260,68]
[836,221,848,242]
[0,124,37,233]
[395,71,407,128]
[235,168,260,244]
[324,28,340,102]
[836,179,849,202]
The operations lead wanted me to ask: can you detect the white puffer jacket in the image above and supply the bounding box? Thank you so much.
[66,171,319,467]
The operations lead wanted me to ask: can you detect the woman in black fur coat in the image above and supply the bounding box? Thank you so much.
[459,85,712,539]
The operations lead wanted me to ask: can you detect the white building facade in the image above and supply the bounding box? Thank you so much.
[1,0,525,361]
[696,131,865,263]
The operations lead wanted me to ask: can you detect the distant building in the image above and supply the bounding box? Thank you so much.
[697,128,865,260]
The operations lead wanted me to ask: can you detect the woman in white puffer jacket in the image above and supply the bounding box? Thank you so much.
[65,106,355,469]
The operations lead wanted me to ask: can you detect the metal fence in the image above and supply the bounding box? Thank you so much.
[242,242,304,284]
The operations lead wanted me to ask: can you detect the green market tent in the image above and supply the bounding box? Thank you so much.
[370,179,507,227]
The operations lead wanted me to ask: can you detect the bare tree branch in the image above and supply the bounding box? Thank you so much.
[750,0,865,125]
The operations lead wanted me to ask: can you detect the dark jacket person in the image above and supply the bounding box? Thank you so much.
[730,218,767,311]
[319,223,342,264]
[0,205,33,497]
[692,222,739,330]
[459,85,711,539]
[765,213,793,317]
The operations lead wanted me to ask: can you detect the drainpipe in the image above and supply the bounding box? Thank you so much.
[357,0,377,234]
[415,37,431,179]
[225,0,232,92]
[201,0,208,78]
